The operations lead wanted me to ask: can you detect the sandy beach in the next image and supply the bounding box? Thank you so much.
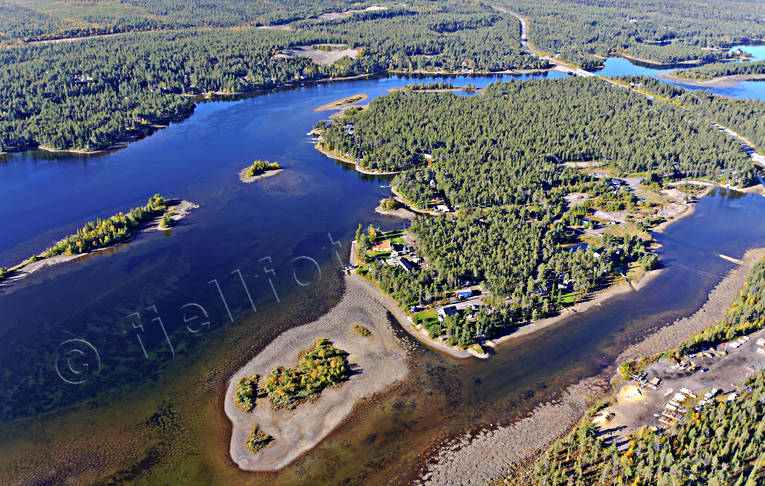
[238,167,283,183]
[224,275,409,471]
[417,247,765,485]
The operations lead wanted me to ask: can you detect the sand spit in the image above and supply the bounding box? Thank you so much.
[417,247,765,484]
[657,72,765,88]
[314,93,368,112]
[238,167,283,183]
[224,275,409,471]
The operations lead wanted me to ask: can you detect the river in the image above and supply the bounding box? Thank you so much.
[0,51,764,484]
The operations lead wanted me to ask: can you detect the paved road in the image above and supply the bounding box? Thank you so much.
[492,4,765,168]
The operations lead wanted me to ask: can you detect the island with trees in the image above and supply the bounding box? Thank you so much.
[0,194,197,284]
[239,160,283,183]
[263,338,350,409]
[318,75,763,355]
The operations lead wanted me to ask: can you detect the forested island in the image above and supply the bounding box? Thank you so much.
[316,75,764,351]
[0,195,195,284]
[502,257,765,485]
[239,160,283,183]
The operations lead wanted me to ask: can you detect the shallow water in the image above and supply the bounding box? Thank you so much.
[1,56,764,483]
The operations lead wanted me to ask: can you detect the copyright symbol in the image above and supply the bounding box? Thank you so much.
[54,339,101,385]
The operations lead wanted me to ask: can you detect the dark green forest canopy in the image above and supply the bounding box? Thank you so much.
[496,0,765,68]
[0,0,360,43]
[0,2,542,152]
[328,77,762,345]
[294,4,547,72]
[618,75,765,152]
[671,60,765,81]
[321,77,758,193]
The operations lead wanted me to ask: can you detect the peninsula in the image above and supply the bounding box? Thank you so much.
[314,75,763,358]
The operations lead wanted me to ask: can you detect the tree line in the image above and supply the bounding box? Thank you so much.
[496,0,765,68]
[0,2,544,152]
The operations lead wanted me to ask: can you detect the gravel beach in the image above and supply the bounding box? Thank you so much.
[416,248,765,485]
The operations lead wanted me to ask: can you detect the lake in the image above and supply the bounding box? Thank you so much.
[0,55,764,484]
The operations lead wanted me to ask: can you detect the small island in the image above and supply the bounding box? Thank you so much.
[0,195,197,285]
[224,275,409,471]
[238,160,283,183]
[314,93,368,113]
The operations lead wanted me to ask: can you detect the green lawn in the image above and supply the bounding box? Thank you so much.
[413,309,439,327]
[558,292,578,305]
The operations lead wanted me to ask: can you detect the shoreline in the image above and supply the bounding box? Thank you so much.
[389,185,440,216]
[657,71,765,88]
[223,275,409,471]
[489,268,662,350]
[374,199,417,219]
[388,67,554,76]
[314,93,368,112]
[418,246,765,484]
[350,274,473,359]
[313,142,402,175]
[1,110,196,157]
[238,167,283,183]
[0,199,197,287]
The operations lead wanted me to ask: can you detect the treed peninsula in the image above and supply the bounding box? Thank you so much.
[0,194,197,284]
[314,75,764,357]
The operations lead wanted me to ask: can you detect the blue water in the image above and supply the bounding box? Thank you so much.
[0,51,763,484]
[595,44,765,100]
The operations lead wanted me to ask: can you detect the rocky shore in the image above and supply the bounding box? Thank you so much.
[416,247,765,485]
